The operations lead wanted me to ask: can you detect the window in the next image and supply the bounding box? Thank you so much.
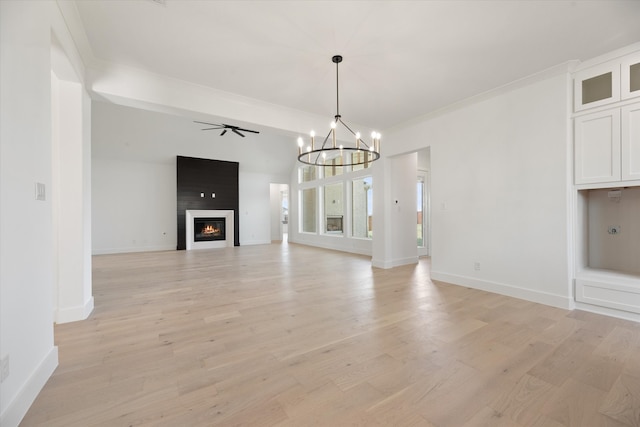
[323,157,343,177]
[300,165,316,183]
[324,183,343,234]
[351,151,371,172]
[352,177,372,238]
[300,188,317,232]
[297,160,375,240]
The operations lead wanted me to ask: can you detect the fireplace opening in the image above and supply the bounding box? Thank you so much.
[194,217,226,242]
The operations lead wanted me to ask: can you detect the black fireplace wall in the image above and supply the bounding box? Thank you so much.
[176,156,239,249]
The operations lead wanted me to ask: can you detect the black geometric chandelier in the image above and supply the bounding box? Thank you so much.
[297,55,381,167]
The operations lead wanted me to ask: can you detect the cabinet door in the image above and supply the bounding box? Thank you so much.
[622,103,640,181]
[621,52,640,101]
[574,62,620,112]
[575,109,621,184]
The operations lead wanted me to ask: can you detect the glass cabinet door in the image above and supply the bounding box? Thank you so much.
[582,72,612,105]
[574,62,620,111]
[622,52,640,100]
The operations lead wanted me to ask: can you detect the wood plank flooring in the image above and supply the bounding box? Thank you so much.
[21,243,640,426]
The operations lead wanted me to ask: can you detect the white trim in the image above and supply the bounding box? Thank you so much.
[372,256,418,269]
[55,296,94,324]
[240,239,271,246]
[186,210,234,250]
[575,302,640,323]
[92,245,175,255]
[292,240,372,257]
[431,271,573,310]
[573,41,640,72]
[0,347,58,427]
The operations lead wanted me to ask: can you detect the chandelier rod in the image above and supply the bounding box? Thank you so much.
[333,55,342,119]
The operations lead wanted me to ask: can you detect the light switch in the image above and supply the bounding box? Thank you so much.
[35,183,46,201]
[212,193,216,198]
[200,192,205,198]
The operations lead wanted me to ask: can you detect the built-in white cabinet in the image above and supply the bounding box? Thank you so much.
[575,50,640,112]
[621,51,640,101]
[574,109,620,184]
[574,62,620,111]
[574,48,640,185]
[575,105,640,185]
[573,47,640,318]
[622,103,640,181]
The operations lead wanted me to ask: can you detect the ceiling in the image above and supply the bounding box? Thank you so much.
[72,0,640,130]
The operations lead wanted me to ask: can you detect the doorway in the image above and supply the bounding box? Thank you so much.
[270,183,289,242]
[417,147,431,257]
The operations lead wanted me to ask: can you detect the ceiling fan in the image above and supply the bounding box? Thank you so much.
[194,121,259,137]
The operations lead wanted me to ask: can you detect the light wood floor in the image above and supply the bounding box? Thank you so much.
[21,243,640,426]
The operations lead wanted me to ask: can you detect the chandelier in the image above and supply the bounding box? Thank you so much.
[297,55,381,167]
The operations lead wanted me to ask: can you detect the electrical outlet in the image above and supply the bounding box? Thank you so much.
[474,262,481,271]
[608,225,621,235]
[1,355,9,383]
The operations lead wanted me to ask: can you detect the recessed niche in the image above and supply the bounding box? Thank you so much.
[577,187,640,276]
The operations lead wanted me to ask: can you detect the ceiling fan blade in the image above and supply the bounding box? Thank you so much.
[194,120,220,126]
[195,120,258,136]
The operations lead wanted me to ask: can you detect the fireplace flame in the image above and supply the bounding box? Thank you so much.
[202,225,220,235]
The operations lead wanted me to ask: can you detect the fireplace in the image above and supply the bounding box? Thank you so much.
[326,215,343,233]
[194,217,225,242]
[186,209,234,250]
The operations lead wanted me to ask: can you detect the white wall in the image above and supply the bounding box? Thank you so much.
[239,172,274,246]
[51,75,94,323]
[91,102,291,253]
[587,187,640,274]
[0,2,89,425]
[92,157,176,254]
[390,153,419,265]
[371,154,419,268]
[384,72,573,308]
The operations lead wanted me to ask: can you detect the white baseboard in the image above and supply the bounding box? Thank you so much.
[290,238,373,257]
[0,346,58,427]
[431,271,572,310]
[240,239,272,246]
[92,244,175,255]
[372,256,418,269]
[55,296,94,324]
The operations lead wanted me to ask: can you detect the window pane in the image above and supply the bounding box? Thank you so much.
[324,157,343,177]
[301,188,316,233]
[352,177,372,238]
[352,151,372,171]
[324,183,343,234]
[300,165,316,183]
